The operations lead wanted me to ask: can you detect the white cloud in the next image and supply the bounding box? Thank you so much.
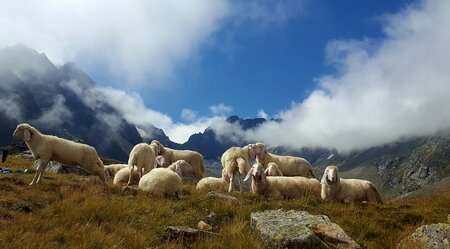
[181,108,198,122]
[0,0,231,84]
[33,95,72,128]
[239,0,450,152]
[209,103,233,115]
[257,109,268,119]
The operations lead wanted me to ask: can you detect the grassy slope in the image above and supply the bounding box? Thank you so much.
[0,156,449,249]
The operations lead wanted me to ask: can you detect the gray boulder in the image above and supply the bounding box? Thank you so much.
[32,160,91,175]
[251,209,360,249]
[397,223,450,249]
[165,226,219,241]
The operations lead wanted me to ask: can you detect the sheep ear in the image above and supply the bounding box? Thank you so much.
[276,167,283,176]
[244,168,253,181]
[264,168,269,176]
[24,129,31,141]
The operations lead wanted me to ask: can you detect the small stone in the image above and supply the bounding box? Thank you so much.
[201,212,220,228]
[165,226,219,242]
[205,191,238,202]
[197,221,212,231]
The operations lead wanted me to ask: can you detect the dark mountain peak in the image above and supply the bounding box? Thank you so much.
[60,62,96,88]
[226,115,266,130]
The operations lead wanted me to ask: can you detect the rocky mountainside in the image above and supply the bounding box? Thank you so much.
[0,44,142,161]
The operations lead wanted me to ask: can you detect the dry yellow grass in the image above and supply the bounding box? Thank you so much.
[0,155,449,248]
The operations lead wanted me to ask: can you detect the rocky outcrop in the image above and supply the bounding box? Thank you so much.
[251,209,360,249]
[397,223,450,249]
[164,226,219,241]
[32,160,91,176]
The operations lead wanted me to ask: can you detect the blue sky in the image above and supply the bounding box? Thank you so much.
[3,0,450,150]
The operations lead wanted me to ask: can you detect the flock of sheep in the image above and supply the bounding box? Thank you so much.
[12,123,383,204]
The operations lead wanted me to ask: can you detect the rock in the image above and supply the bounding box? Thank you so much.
[397,223,450,249]
[197,221,212,231]
[205,191,238,202]
[201,212,220,228]
[251,209,360,249]
[32,160,91,176]
[165,226,219,241]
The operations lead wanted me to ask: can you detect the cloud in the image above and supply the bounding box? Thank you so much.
[235,0,450,152]
[181,108,198,122]
[0,0,231,84]
[257,109,269,119]
[33,95,72,128]
[209,103,233,115]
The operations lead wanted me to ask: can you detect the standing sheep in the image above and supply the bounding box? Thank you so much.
[127,143,156,186]
[264,162,283,176]
[12,123,106,185]
[196,169,230,193]
[244,163,320,199]
[321,165,383,204]
[150,140,205,178]
[104,164,128,178]
[221,144,259,192]
[255,143,316,178]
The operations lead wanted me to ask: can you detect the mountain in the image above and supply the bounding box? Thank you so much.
[0,44,142,161]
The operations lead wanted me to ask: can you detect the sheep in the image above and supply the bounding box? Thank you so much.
[167,159,194,176]
[320,165,383,204]
[196,169,230,193]
[255,142,316,178]
[127,143,156,186]
[104,164,128,178]
[12,123,106,185]
[155,155,166,168]
[113,167,140,185]
[221,144,260,192]
[244,163,321,199]
[138,167,183,198]
[150,140,206,178]
[264,162,283,176]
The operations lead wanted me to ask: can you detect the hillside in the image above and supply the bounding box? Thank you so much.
[0,156,449,249]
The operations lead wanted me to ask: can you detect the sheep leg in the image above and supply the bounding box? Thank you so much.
[127,166,135,186]
[31,160,49,185]
[228,173,234,192]
[238,174,243,192]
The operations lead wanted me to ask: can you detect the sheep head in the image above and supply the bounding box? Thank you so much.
[321,165,339,185]
[13,123,34,142]
[254,142,267,157]
[169,160,193,176]
[244,163,266,184]
[155,155,166,168]
[150,140,165,155]
[265,162,283,176]
[243,144,257,160]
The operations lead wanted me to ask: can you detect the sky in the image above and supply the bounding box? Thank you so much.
[2,0,450,151]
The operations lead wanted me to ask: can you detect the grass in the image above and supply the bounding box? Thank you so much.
[1,156,449,249]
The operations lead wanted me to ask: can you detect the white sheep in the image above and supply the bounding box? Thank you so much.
[221,144,259,192]
[12,123,106,185]
[138,167,184,198]
[321,165,383,204]
[155,155,166,168]
[127,143,156,186]
[167,159,194,176]
[196,169,230,193]
[244,163,321,199]
[104,164,128,178]
[255,143,316,178]
[113,167,140,185]
[264,162,283,176]
[150,140,205,178]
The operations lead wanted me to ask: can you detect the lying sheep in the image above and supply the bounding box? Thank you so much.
[196,169,230,193]
[128,143,156,186]
[138,167,184,198]
[150,140,205,178]
[255,143,316,178]
[265,162,283,176]
[113,167,140,185]
[321,165,383,204]
[167,160,194,176]
[221,144,259,192]
[244,163,320,199]
[104,164,128,178]
[12,123,106,185]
